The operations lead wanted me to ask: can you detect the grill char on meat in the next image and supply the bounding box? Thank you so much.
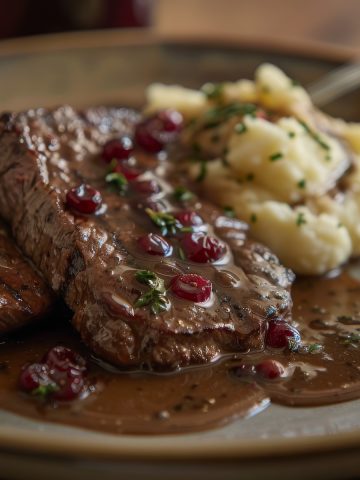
[0,221,53,333]
[0,106,294,369]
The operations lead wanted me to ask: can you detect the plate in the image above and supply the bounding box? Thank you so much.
[0,30,360,480]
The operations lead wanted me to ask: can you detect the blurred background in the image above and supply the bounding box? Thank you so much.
[0,0,359,50]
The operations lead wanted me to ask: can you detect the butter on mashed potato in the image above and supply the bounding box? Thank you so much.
[146,64,360,275]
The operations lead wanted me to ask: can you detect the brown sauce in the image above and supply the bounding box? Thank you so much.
[0,266,360,435]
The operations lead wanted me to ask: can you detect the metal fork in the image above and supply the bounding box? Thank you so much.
[308,61,360,107]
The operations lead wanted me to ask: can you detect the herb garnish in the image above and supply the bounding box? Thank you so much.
[223,206,235,218]
[105,172,128,195]
[297,179,306,189]
[296,212,306,226]
[145,208,192,236]
[201,82,224,101]
[288,131,296,138]
[173,186,195,202]
[288,338,300,352]
[250,213,257,223]
[134,270,169,315]
[203,102,258,129]
[298,120,330,152]
[32,383,58,398]
[178,247,186,260]
[341,333,360,345]
[196,160,207,182]
[307,343,323,354]
[269,152,283,162]
[234,122,247,134]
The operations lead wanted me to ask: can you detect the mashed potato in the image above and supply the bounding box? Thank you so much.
[146,64,360,275]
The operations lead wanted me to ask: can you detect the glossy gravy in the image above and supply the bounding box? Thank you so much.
[0,267,359,435]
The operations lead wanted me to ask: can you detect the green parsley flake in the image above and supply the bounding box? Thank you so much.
[145,209,192,236]
[297,179,306,189]
[32,383,58,398]
[296,212,307,226]
[298,119,330,152]
[269,152,283,162]
[201,82,224,100]
[173,186,195,202]
[105,172,128,194]
[223,206,235,218]
[234,122,247,134]
[250,213,257,223]
[288,131,296,138]
[196,160,207,182]
[134,270,169,315]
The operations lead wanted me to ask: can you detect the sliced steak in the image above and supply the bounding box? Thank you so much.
[0,106,294,369]
[0,221,53,334]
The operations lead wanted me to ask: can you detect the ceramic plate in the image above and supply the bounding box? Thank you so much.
[0,30,359,480]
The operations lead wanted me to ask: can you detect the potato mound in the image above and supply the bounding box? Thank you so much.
[146,64,360,275]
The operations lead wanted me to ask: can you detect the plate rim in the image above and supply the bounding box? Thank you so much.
[0,28,359,462]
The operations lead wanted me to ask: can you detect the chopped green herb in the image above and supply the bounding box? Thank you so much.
[107,158,118,173]
[307,343,323,354]
[290,78,300,87]
[288,131,296,138]
[201,82,224,100]
[297,179,306,189]
[296,212,306,226]
[203,102,258,129]
[298,120,330,151]
[341,333,360,345]
[288,338,300,352]
[223,206,235,218]
[145,208,192,236]
[32,383,58,398]
[325,154,332,161]
[134,270,169,315]
[246,173,255,181]
[269,152,283,162]
[234,122,247,134]
[173,186,195,202]
[105,172,128,194]
[178,247,186,260]
[338,222,344,228]
[196,160,207,182]
[250,213,257,223]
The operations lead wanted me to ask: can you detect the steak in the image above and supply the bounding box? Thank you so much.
[0,106,294,369]
[0,221,53,334]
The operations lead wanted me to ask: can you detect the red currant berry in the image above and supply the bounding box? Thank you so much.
[266,320,301,349]
[171,273,212,302]
[66,184,102,214]
[181,232,226,263]
[175,210,203,227]
[138,233,172,256]
[256,359,285,379]
[102,137,133,163]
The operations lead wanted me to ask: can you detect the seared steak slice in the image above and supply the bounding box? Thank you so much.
[0,106,294,369]
[0,221,53,334]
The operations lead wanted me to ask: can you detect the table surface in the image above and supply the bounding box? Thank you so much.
[154,0,360,53]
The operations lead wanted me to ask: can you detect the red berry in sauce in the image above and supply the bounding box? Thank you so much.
[181,232,226,263]
[266,320,301,349]
[175,210,203,227]
[66,184,102,214]
[133,179,161,195]
[52,372,86,401]
[113,161,141,181]
[102,137,134,163]
[232,364,257,378]
[43,346,86,373]
[256,359,285,379]
[171,273,212,303]
[138,233,172,256]
[157,109,183,133]
[135,110,183,153]
[19,363,53,391]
